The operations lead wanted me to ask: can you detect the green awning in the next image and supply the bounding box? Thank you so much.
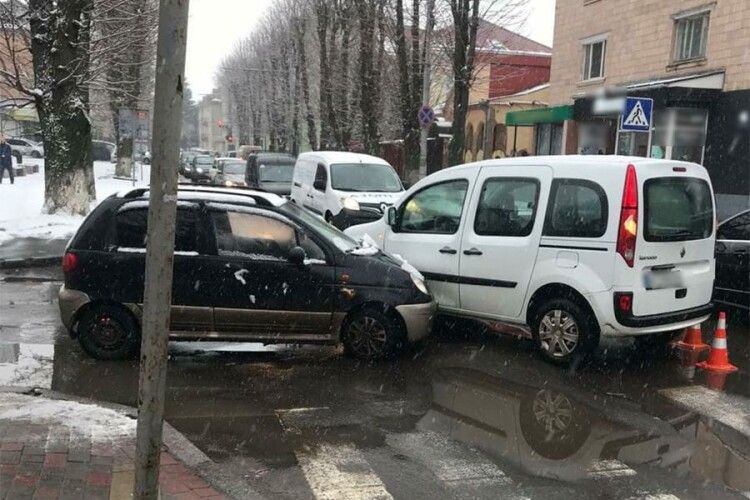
[505,105,573,126]
[7,106,39,122]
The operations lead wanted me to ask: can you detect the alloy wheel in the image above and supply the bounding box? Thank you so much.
[347,316,388,358]
[538,309,579,358]
[531,389,574,436]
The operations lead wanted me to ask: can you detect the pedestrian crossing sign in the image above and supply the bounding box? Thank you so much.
[621,97,653,132]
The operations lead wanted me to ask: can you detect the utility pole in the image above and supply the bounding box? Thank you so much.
[418,0,436,179]
[133,0,189,497]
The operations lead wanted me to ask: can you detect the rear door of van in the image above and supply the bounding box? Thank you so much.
[627,162,715,317]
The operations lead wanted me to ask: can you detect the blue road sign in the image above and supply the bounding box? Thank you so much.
[418,105,435,128]
[621,97,653,132]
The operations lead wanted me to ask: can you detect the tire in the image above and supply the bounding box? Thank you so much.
[77,304,140,360]
[530,298,599,365]
[31,151,41,158]
[324,211,333,224]
[341,306,404,360]
[519,388,591,460]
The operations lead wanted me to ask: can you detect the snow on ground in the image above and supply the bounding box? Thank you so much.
[0,392,136,440]
[0,160,150,244]
[0,343,54,389]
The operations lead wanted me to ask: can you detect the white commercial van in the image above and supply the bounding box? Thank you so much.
[346,155,716,364]
[290,151,404,229]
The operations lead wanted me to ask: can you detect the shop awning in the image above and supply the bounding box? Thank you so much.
[6,106,39,122]
[505,105,573,126]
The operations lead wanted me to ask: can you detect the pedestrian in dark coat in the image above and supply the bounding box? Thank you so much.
[0,135,14,184]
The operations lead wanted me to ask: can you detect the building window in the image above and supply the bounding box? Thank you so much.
[535,123,563,155]
[582,38,606,80]
[493,124,507,153]
[673,12,709,62]
[475,122,485,155]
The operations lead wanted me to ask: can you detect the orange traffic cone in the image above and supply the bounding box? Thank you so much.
[696,312,738,374]
[704,371,730,391]
[674,323,709,352]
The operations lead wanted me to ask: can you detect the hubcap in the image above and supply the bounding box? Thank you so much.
[348,316,388,358]
[92,314,126,350]
[538,309,579,358]
[531,389,573,436]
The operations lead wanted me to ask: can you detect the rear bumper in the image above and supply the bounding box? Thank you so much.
[58,285,90,331]
[614,301,714,328]
[331,208,383,230]
[396,301,436,342]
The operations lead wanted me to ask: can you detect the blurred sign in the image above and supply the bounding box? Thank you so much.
[118,109,150,140]
[418,105,435,128]
[621,97,653,132]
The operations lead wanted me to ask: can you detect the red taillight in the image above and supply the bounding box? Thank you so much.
[62,252,78,274]
[616,292,633,313]
[616,164,638,267]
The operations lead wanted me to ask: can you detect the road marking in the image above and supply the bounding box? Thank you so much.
[295,443,392,500]
[587,459,637,478]
[387,432,512,488]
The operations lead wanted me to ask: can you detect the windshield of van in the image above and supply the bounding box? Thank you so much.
[280,202,358,252]
[644,177,713,241]
[222,160,245,175]
[259,163,294,182]
[330,163,403,192]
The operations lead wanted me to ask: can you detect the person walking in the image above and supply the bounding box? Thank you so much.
[0,135,14,184]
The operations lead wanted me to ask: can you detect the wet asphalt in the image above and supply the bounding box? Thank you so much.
[1,266,749,499]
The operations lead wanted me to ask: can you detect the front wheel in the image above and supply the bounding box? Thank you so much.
[77,304,140,360]
[342,307,404,360]
[31,151,41,158]
[531,298,598,365]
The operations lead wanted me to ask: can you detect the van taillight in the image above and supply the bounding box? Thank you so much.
[616,164,638,267]
[62,252,78,274]
[615,292,633,313]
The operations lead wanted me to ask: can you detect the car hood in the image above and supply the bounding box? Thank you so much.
[344,219,389,249]
[335,251,414,289]
[259,181,292,195]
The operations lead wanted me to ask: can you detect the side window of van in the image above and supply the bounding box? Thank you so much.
[474,178,539,237]
[314,163,327,191]
[543,179,608,238]
[398,180,469,234]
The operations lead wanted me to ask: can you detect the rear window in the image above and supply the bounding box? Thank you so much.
[543,179,608,238]
[644,177,713,242]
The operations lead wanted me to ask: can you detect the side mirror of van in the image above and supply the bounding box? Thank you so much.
[386,206,397,226]
[288,246,306,266]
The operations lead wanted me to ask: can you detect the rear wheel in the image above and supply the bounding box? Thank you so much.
[31,150,41,159]
[77,304,140,360]
[342,307,404,360]
[531,298,598,365]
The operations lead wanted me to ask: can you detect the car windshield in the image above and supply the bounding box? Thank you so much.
[259,163,294,182]
[280,202,358,252]
[222,161,245,174]
[330,163,403,192]
[193,156,214,166]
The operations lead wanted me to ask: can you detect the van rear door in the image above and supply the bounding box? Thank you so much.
[630,162,714,316]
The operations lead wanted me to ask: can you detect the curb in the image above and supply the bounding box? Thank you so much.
[0,255,61,269]
[0,386,266,499]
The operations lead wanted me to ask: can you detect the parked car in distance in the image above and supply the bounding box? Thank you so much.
[714,209,749,312]
[91,140,116,162]
[58,185,434,361]
[215,157,247,187]
[291,151,404,229]
[7,137,43,159]
[189,154,218,182]
[246,153,296,196]
[346,155,716,364]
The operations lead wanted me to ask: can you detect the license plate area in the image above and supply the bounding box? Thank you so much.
[644,270,684,290]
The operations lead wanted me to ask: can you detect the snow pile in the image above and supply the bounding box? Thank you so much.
[0,344,54,389]
[234,268,249,285]
[0,393,136,440]
[349,233,380,256]
[390,253,425,281]
[0,160,150,244]
[303,258,327,265]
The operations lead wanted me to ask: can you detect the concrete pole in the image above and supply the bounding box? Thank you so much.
[418,0,436,179]
[133,0,189,497]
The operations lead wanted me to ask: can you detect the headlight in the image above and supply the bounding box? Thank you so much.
[196,167,204,174]
[341,197,360,211]
[411,275,429,295]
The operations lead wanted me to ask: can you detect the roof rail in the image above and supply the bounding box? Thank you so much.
[122,188,149,199]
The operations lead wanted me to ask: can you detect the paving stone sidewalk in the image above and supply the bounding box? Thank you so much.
[0,393,228,499]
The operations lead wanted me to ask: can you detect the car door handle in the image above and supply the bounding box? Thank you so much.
[463,248,483,256]
[439,246,457,255]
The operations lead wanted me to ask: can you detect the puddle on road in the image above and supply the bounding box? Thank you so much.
[0,343,54,388]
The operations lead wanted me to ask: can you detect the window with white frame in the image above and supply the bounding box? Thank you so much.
[673,11,709,62]
[582,38,606,80]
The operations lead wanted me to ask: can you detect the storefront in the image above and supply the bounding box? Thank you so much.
[505,105,573,156]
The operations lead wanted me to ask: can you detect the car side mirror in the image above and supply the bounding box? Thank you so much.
[313,179,326,191]
[288,246,306,266]
[386,206,397,226]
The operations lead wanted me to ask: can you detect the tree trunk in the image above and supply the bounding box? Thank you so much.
[316,2,333,149]
[296,18,317,151]
[358,1,379,154]
[29,0,95,215]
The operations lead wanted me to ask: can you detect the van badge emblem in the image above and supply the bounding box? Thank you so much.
[680,247,686,258]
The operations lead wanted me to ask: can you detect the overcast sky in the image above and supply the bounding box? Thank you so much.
[185,0,556,99]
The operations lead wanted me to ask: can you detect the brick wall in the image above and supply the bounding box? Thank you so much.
[549,0,750,104]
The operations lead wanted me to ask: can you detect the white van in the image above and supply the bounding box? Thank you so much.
[290,151,404,229]
[346,155,716,364]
